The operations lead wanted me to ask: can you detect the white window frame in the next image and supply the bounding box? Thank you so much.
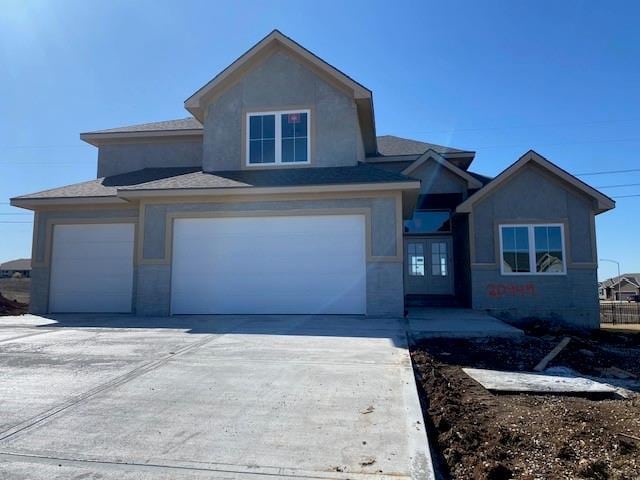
[246,109,311,166]
[499,223,567,276]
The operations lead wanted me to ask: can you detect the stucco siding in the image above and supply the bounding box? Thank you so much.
[472,164,596,265]
[412,161,467,195]
[202,50,361,171]
[469,164,600,328]
[29,266,50,314]
[471,268,599,328]
[136,264,171,316]
[97,141,203,178]
[141,196,399,261]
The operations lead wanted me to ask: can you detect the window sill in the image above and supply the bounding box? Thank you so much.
[244,161,312,169]
[500,272,567,277]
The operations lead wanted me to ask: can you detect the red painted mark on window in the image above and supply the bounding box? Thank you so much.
[487,283,536,298]
[288,113,300,123]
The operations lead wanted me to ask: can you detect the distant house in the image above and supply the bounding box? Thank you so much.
[0,259,31,278]
[599,274,640,301]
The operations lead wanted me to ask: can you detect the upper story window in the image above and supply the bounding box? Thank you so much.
[499,224,566,275]
[247,110,310,166]
[404,210,451,234]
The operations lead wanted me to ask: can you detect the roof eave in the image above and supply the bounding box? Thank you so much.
[80,130,204,147]
[184,30,371,117]
[183,30,376,155]
[116,181,420,200]
[401,149,483,189]
[456,150,616,214]
[10,196,130,210]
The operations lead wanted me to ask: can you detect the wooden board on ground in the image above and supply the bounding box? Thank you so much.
[463,367,617,394]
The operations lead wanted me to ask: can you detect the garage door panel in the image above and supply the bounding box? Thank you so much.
[49,224,134,313]
[171,215,367,315]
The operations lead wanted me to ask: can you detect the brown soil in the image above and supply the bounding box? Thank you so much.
[0,278,29,315]
[0,277,30,305]
[0,293,28,316]
[411,327,640,479]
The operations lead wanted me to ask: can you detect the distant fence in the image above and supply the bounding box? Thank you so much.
[600,302,640,324]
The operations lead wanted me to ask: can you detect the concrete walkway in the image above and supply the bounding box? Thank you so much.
[407,307,524,338]
[0,314,433,480]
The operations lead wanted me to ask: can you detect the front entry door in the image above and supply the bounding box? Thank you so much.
[404,237,454,295]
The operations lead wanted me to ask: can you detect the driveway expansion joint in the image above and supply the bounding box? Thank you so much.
[0,451,411,480]
[0,332,222,443]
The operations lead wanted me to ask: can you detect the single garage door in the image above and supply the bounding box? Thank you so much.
[171,215,366,315]
[49,223,135,313]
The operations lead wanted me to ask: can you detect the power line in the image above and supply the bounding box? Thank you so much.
[0,213,31,216]
[404,117,640,135]
[0,145,85,149]
[0,221,32,224]
[576,168,640,176]
[595,183,640,188]
[612,194,640,199]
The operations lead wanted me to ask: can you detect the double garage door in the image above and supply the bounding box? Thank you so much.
[48,215,366,315]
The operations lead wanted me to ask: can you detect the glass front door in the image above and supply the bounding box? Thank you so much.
[404,237,454,295]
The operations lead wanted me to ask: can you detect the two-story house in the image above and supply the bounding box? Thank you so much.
[11,30,614,327]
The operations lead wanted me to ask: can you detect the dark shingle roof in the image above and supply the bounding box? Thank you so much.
[82,119,470,159]
[0,258,31,271]
[14,164,416,200]
[364,160,415,174]
[84,118,203,134]
[376,135,471,156]
[119,164,414,191]
[467,171,494,187]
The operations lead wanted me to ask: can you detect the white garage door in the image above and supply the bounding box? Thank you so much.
[49,223,135,313]
[171,215,366,315]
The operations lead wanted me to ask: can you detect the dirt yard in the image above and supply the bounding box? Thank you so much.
[0,278,29,315]
[411,325,640,479]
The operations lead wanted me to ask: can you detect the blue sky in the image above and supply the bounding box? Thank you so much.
[1,0,638,280]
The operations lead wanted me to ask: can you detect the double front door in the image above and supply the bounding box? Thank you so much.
[404,237,454,295]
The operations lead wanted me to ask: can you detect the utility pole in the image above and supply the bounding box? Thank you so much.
[600,258,622,301]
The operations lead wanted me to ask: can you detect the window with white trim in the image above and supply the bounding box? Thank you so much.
[499,224,566,275]
[246,110,310,165]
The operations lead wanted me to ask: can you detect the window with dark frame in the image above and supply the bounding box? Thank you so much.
[407,242,425,276]
[403,210,451,234]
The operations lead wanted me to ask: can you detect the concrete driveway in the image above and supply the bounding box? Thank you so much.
[0,314,432,479]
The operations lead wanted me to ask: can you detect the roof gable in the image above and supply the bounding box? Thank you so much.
[456,150,615,214]
[184,30,377,155]
[402,150,483,189]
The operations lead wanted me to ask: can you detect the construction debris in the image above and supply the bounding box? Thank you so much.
[462,367,617,394]
[534,336,571,371]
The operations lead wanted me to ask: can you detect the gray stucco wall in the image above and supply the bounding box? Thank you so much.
[412,161,467,195]
[30,195,404,317]
[29,207,139,314]
[469,164,600,328]
[202,50,363,171]
[137,195,403,317]
[97,140,203,178]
